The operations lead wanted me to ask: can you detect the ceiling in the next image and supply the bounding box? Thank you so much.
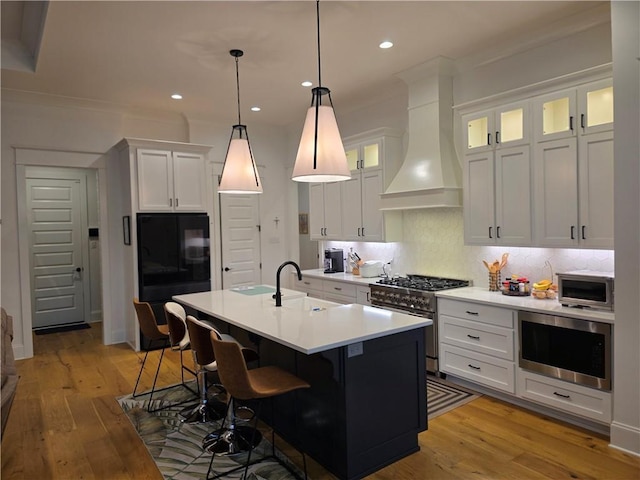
[1,1,610,128]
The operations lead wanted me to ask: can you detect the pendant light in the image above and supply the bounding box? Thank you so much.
[292,0,350,183]
[218,49,262,194]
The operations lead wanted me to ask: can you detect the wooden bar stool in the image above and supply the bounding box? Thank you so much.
[207,333,310,480]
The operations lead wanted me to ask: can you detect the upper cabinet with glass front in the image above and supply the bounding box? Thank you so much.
[534,79,613,142]
[463,101,530,153]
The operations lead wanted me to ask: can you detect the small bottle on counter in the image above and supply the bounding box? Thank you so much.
[519,282,525,293]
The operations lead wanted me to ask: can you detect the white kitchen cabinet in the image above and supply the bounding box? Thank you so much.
[533,129,613,248]
[137,149,207,212]
[356,286,371,306]
[341,132,402,242]
[534,79,613,143]
[309,181,343,240]
[438,298,516,394]
[464,146,532,246]
[517,370,611,424]
[463,100,531,246]
[461,76,613,249]
[308,128,402,242]
[463,101,530,154]
[295,274,372,306]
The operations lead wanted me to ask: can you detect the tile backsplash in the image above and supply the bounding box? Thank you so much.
[325,209,614,288]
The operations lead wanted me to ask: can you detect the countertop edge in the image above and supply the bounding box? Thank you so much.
[300,269,382,286]
[435,287,615,324]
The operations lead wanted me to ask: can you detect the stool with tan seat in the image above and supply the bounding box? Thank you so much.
[184,315,260,424]
[164,302,198,395]
[207,333,310,480]
[132,298,173,412]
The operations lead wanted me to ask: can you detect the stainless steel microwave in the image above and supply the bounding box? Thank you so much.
[557,270,614,311]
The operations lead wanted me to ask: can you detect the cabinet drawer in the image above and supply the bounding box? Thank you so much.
[441,345,515,393]
[322,280,357,298]
[298,276,324,293]
[517,370,611,423]
[440,315,514,361]
[438,298,514,328]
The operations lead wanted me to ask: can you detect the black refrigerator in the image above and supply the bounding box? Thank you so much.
[137,213,211,349]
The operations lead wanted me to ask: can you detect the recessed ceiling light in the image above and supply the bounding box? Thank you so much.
[379,41,393,49]
[251,106,261,112]
[301,81,313,87]
[171,93,183,100]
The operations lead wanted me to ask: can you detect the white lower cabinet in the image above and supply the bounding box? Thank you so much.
[441,344,516,393]
[295,275,371,306]
[517,370,612,424]
[439,298,516,394]
[438,297,613,426]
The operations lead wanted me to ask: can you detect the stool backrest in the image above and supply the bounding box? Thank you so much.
[133,298,166,341]
[164,302,189,349]
[185,316,222,367]
[210,334,254,400]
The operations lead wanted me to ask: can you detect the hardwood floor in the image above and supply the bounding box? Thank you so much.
[2,323,639,479]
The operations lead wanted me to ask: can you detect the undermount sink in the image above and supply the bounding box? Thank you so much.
[277,296,340,311]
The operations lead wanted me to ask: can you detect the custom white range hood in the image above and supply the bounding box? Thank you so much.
[380,57,462,210]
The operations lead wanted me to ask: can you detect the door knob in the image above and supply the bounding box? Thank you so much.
[224,267,232,272]
[75,267,82,272]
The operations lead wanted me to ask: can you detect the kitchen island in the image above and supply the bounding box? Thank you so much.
[174,286,430,480]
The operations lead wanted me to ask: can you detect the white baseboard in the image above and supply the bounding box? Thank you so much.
[610,421,640,457]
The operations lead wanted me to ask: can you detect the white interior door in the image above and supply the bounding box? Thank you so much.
[26,175,89,329]
[220,194,262,288]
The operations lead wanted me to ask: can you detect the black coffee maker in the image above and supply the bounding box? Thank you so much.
[324,248,344,273]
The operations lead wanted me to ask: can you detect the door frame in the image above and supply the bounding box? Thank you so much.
[15,148,111,359]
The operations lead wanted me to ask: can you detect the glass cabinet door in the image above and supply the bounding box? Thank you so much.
[345,141,380,172]
[534,88,577,142]
[579,79,614,134]
[362,143,379,169]
[345,147,359,172]
[463,111,494,152]
[496,101,529,147]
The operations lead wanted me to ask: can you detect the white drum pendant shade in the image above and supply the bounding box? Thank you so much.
[218,137,262,194]
[292,105,351,182]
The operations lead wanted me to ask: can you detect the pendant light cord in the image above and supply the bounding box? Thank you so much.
[316,0,322,88]
[235,55,242,127]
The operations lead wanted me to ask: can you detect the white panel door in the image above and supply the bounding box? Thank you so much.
[220,194,262,288]
[361,169,384,241]
[26,177,87,328]
[172,152,207,211]
[463,152,495,244]
[579,131,614,248]
[341,175,362,241]
[137,149,173,211]
[495,146,532,245]
[534,138,578,246]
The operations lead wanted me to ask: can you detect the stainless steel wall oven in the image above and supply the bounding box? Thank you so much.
[519,311,611,391]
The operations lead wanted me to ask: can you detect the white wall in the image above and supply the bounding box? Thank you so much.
[610,0,640,457]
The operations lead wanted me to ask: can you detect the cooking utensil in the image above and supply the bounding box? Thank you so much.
[483,260,491,271]
[500,253,509,270]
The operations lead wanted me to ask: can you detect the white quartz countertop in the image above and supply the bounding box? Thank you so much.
[174,285,431,354]
[436,287,615,324]
[301,269,382,286]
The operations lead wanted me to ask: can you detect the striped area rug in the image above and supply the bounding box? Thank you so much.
[427,376,480,419]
